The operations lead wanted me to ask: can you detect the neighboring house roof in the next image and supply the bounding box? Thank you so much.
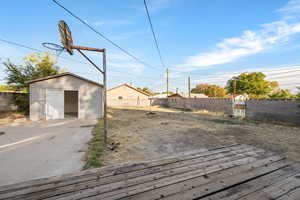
[150,94,168,99]
[182,93,208,98]
[234,94,249,101]
[108,83,150,96]
[26,72,103,87]
[167,93,183,98]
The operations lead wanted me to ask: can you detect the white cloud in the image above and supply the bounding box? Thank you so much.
[109,62,145,74]
[175,22,300,71]
[278,0,300,19]
[191,66,300,93]
[106,53,145,74]
[147,0,173,11]
[67,51,146,75]
[173,0,300,72]
[129,0,173,13]
[92,19,133,26]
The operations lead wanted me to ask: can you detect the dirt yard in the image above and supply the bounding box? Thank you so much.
[0,112,28,125]
[102,106,300,165]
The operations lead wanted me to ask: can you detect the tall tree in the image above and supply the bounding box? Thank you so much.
[191,84,227,97]
[296,87,300,98]
[269,89,295,99]
[137,87,155,96]
[4,53,62,112]
[4,53,60,91]
[226,72,278,98]
[0,85,15,91]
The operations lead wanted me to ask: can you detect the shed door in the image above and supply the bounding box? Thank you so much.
[46,89,64,120]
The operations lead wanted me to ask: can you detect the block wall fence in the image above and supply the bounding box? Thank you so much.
[0,92,27,113]
[151,98,300,125]
[246,99,300,124]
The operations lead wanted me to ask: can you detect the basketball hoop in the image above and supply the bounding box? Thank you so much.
[58,20,73,55]
[42,42,65,62]
[54,19,108,146]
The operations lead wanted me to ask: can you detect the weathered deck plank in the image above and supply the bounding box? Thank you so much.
[21,147,260,200]
[200,163,300,200]
[0,144,242,195]
[0,144,299,200]
[0,144,247,199]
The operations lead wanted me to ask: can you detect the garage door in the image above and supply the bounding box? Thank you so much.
[46,89,64,120]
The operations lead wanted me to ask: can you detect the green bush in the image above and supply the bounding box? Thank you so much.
[13,93,29,114]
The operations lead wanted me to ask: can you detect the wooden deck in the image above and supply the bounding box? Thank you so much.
[1,144,300,200]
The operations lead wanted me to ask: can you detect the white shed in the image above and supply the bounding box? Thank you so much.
[28,72,103,121]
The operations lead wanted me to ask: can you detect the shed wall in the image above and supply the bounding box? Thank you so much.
[107,85,150,107]
[29,75,103,121]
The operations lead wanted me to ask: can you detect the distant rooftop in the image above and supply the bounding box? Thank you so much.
[182,93,208,98]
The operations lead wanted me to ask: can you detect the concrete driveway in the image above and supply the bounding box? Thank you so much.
[0,119,96,186]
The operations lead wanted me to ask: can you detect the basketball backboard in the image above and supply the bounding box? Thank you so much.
[58,20,73,55]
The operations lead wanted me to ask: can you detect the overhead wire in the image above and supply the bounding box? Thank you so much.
[0,38,160,80]
[0,38,89,65]
[143,0,166,68]
[52,0,161,71]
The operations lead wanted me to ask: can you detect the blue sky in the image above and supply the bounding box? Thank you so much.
[0,0,300,93]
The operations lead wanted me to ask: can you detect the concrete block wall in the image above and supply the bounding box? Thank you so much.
[152,98,233,115]
[246,99,300,124]
[152,97,300,125]
[108,99,150,107]
[185,98,233,114]
[150,98,168,106]
[0,92,26,112]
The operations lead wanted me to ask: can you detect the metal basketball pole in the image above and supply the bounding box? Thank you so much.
[76,47,107,146]
[103,49,107,145]
[56,20,108,146]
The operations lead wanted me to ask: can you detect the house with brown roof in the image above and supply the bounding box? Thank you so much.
[168,93,183,98]
[107,84,150,107]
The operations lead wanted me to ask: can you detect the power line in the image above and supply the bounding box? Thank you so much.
[280,83,300,86]
[0,38,88,65]
[52,0,160,71]
[173,66,300,76]
[0,38,161,80]
[143,0,166,68]
[187,70,300,82]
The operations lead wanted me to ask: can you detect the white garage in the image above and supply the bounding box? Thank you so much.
[28,72,103,121]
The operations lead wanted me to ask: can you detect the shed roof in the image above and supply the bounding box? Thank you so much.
[26,72,103,87]
[108,83,150,96]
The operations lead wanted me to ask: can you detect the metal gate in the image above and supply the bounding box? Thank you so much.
[232,99,246,118]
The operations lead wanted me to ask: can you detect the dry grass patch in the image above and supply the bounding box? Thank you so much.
[84,119,105,169]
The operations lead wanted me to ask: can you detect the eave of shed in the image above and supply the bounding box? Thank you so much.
[26,72,103,88]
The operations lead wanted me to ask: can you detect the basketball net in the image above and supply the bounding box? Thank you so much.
[42,43,65,63]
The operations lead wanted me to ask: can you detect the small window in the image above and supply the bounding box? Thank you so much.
[118,96,123,100]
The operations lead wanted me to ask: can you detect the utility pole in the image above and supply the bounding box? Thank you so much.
[176,88,178,94]
[233,80,237,99]
[188,76,191,98]
[166,68,169,96]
